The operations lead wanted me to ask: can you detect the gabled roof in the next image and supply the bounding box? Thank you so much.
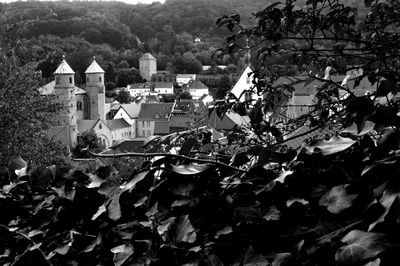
[230,66,254,99]
[54,57,75,75]
[85,58,105,74]
[137,103,173,121]
[188,79,208,90]
[107,118,131,131]
[38,81,86,95]
[78,119,109,134]
[140,53,156,60]
[117,103,141,119]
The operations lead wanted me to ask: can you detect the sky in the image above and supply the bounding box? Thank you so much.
[1,0,166,4]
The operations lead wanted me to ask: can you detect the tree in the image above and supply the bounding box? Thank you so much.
[105,63,116,83]
[0,54,68,176]
[178,91,192,100]
[72,130,105,158]
[79,27,104,44]
[115,90,131,104]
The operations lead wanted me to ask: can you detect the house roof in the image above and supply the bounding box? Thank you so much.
[78,119,109,134]
[38,81,86,95]
[153,82,174,88]
[54,57,75,75]
[140,53,156,60]
[188,79,208,90]
[106,118,131,131]
[119,103,141,118]
[137,103,173,121]
[85,58,105,74]
[154,121,170,135]
[170,115,194,129]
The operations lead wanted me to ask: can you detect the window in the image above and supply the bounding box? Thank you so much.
[99,123,102,129]
[155,112,160,119]
[56,76,60,85]
[147,130,151,136]
[147,121,150,127]
[142,130,145,136]
[99,76,102,82]
[246,77,250,84]
[77,101,83,110]
[142,121,145,127]
[69,77,73,84]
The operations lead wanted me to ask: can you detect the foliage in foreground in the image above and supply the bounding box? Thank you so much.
[1,125,400,266]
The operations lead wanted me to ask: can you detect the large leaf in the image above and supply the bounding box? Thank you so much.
[319,184,358,214]
[304,136,356,156]
[173,215,197,244]
[342,121,375,136]
[111,244,134,266]
[179,137,198,155]
[335,230,386,264]
[368,191,400,231]
[122,171,149,192]
[108,192,122,221]
[242,246,269,266]
[170,164,209,175]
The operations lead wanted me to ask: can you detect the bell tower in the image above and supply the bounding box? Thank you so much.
[85,57,106,120]
[53,55,78,148]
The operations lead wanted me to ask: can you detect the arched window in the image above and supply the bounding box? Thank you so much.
[99,76,102,82]
[77,101,83,111]
[99,123,102,129]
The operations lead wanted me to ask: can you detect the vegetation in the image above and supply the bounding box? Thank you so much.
[3,0,400,265]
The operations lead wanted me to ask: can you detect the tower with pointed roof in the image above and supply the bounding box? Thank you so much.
[53,55,78,147]
[139,53,157,82]
[85,57,106,120]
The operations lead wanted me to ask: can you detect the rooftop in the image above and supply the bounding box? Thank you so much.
[85,58,105,74]
[137,103,173,121]
[140,53,156,60]
[107,118,131,131]
[54,57,75,75]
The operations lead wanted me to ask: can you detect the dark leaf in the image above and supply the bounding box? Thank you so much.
[319,184,358,214]
[123,171,149,192]
[179,137,198,155]
[108,192,122,221]
[111,244,134,266]
[170,164,209,175]
[242,246,268,266]
[143,135,161,148]
[342,121,375,136]
[364,0,372,7]
[335,230,386,264]
[303,136,356,156]
[173,215,197,243]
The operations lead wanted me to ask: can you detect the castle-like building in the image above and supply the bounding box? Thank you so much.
[41,56,133,149]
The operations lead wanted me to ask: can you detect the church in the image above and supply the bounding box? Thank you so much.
[40,56,133,149]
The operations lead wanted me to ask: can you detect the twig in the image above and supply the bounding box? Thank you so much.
[88,151,248,173]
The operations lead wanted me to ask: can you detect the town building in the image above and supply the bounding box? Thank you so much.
[136,103,173,137]
[139,53,157,82]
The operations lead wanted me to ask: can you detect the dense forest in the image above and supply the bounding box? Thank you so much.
[0,0,271,88]
[0,0,371,94]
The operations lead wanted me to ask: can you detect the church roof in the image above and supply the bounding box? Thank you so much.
[85,58,105,74]
[107,118,131,131]
[38,81,86,95]
[140,53,156,60]
[54,57,75,75]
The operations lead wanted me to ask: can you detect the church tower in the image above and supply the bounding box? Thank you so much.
[139,53,157,81]
[53,55,78,148]
[85,57,106,120]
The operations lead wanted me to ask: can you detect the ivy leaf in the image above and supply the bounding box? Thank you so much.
[368,191,400,231]
[364,0,372,7]
[179,137,198,155]
[342,121,375,136]
[335,230,386,264]
[122,171,149,192]
[143,135,161,148]
[111,244,134,266]
[319,184,358,214]
[170,164,209,175]
[173,215,197,244]
[303,136,356,156]
[108,192,122,221]
[242,246,268,266]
